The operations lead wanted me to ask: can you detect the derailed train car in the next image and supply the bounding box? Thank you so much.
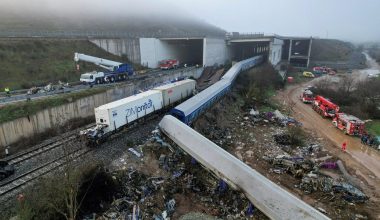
[80,79,196,144]
[171,55,263,125]
[221,56,263,82]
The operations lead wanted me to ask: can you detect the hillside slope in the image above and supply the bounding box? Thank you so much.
[0,39,130,90]
[311,39,354,61]
[310,39,366,69]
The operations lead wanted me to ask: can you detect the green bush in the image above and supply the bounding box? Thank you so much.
[236,63,284,103]
[287,126,306,147]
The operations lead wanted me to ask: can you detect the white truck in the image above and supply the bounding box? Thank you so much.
[79,71,105,84]
[80,79,196,145]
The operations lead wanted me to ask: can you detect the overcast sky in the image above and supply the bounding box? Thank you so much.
[166,0,380,42]
[1,0,379,42]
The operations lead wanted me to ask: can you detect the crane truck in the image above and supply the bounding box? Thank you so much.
[312,95,339,118]
[74,53,134,84]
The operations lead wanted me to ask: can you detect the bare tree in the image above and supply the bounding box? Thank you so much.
[338,75,356,94]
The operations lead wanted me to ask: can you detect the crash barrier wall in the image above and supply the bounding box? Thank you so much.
[159,115,330,220]
[0,68,203,148]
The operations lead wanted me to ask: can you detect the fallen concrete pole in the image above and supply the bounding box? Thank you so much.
[337,160,361,188]
[159,115,330,220]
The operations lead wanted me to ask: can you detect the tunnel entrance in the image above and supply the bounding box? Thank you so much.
[161,39,204,66]
[139,38,204,68]
[229,41,270,61]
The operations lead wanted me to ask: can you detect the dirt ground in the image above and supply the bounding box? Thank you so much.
[193,80,379,219]
[276,80,380,218]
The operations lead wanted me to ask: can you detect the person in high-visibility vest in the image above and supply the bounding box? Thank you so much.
[4,87,10,96]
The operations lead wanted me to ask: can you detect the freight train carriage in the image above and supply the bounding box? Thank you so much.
[81,79,196,144]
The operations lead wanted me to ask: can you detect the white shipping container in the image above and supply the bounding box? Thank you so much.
[95,90,163,133]
[153,79,196,107]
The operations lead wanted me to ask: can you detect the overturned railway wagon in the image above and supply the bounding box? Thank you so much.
[159,115,329,220]
[171,55,263,125]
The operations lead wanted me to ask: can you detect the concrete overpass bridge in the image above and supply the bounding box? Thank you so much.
[89,32,312,69]
[0,30,313,68]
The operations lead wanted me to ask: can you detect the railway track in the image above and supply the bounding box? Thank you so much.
[7,136,77,165]
[4,124,95,166]
[0,115,160,202]
[0,148,91,203]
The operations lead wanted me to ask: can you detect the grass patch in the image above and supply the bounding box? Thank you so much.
[0,87,107,123]
[366,120,380,136]
[258,105,275,113]
[0,39,142,90]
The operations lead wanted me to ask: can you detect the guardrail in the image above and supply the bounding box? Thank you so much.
[0,30,225,39]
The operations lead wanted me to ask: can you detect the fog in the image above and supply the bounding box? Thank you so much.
[165,0,380,42]
[0,0,225,36]
[0,0,379,42]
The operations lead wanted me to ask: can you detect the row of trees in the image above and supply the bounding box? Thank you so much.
[313,75,380,119]
[368,44,380,63]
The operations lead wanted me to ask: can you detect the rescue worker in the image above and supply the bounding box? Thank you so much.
[342,141,347,152]
[4,87,10,97]
[361,135,367,144]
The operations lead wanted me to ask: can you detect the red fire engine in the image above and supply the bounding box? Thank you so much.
[159,59,179,70]
[313,66,336,75]
[300,89,314,103]
[312,95,339,118]
[333,113,365,136]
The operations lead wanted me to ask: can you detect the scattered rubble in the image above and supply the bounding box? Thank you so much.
[193,95,373,219]
[96,129,267,219]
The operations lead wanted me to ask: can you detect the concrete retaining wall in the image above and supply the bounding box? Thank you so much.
[203,38,230,66]
[269,38,283,66]
[0,68,203,148]
[90,38,141,64]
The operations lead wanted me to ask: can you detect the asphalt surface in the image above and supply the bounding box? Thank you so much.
[0,66,196,106]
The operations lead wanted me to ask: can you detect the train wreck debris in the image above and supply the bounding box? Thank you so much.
[300,174,368,203]
[98,129,269,219]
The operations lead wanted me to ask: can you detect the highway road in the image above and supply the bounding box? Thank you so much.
[0,66,197,106]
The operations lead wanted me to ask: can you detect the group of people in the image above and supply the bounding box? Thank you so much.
[361,134,377,146]
[341,134,379,152]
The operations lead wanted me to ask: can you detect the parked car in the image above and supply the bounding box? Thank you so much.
[303,71,315,78]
